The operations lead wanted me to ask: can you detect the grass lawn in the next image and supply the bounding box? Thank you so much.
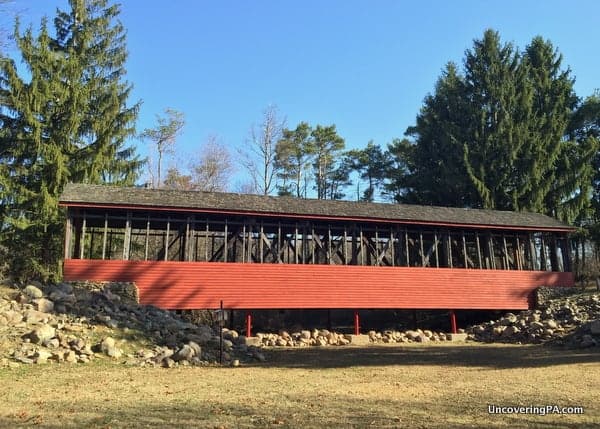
[0,343,598,428]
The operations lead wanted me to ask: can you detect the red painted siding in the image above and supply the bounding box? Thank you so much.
[63,259,574,310]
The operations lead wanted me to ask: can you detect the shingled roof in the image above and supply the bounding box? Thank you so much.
[59,183,573,231]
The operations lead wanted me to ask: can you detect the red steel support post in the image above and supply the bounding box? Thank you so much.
[354,310,360,335]
[246,311,252,338]
[450,310,457,334]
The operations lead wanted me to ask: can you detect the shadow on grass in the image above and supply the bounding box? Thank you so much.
[0,393,593,429]
[253,344,600,370]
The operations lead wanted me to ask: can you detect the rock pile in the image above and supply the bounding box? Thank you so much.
[0,280,263,368]
[255,328,455,347]
[368,329,455,343]
[467,292,600,348]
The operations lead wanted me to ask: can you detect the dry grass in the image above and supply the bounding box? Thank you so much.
[0,343,599,428]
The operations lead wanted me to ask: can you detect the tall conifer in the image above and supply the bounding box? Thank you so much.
[0,0,141,279]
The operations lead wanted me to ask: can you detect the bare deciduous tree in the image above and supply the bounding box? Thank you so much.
[239,105,286,195]
[191,135,233,192]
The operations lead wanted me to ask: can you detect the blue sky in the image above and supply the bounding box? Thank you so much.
[7,1,600,192]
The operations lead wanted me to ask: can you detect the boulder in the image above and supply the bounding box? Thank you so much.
[172,344,195,362]
[24,285,43,299]
[100,337,116,353]
[29,325,56,344]
[34,349,52,364]
[589,320,600,335]
[33,298,54,313]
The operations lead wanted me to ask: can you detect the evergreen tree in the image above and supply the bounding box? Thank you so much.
[0,0,141,279]
[275,122,314,198]
[396,29,595,222]
[346,141,392,202]
[402,62,476,206]
[311,124,345,199]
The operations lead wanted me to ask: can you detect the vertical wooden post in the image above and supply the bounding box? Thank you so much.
[224,219,228,262]
[502,235,509,269]
[359,227,364,266]
[390,228,395,267]
[260,223,264,263]
[462,232,468,268]
[375,227,380,266]
[351,224,357,265]
[343,226,348,265]
[246,311,252,338]
[540,234,548,271]
[486,234,495,269]
[515,236,522,270]
[123,211,131,261]
[549,234,559,272]
[102,213,108,260]
[294,224,299,264]
[449,310,457,334]
[434,232,439,268]
[475,233,482,269]
[405,228,410,266]
[64,214,72,260]
[184,217,191,262]
[278,222,282,263]
[79,213,87,260]
[88,227,95,259]
[447,233,453,268]
[242,223,247,263]
[354,310,360,335]
[164,217,170,261]
[204,219,209,262]
[144,215,150,261]
[565,237,573,273]
[327,224,332,264]
[419,232,425,267]
[528,234,537,270]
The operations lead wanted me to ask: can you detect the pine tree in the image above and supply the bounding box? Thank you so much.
[275,122,314,198]
[311,125,345,200]
[346,141,392,202]
[0,0,141,279]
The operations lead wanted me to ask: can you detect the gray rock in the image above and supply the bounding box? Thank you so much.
[30,325,56,344]
[162,357,175,368]
[580,335,596,348]
[34,298,54,313]
[55,282,74,294]
[43,338,60,349]
[100,337,116,353]
[23,309,50,324]
[65,350,77,363]
[2,310,23,325]
[34,349,52,364]
[24,285,43,299]
[187,341,201,356]
[589,320,600,335]
[502,326,520,337]
[106,346,122,358]
[544,319,558,329]
[172,344,195,362]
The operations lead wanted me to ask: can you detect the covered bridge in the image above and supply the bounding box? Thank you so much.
[59,183,575,334]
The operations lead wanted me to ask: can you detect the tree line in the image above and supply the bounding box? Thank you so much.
[0,1,598,281]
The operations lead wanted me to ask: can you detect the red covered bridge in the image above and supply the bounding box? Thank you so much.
[59,183,575,335]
